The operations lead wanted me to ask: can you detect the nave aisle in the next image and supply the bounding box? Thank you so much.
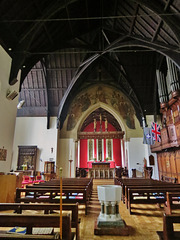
[79,179,167,240]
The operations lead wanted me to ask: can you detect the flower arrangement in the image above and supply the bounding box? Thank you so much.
[21,164,27,170]
[93,157,96,162]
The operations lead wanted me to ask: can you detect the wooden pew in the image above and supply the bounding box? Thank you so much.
[16,187,89,215]
[33,177,93,201]
[125,184,180,208]
[127,187,180,214]
[115,177,179,205]
[123,180,166,200]
[0,202,79,240]
[26,184,92,203]
[161,175,178,183]
[164,192,180,215]
[44,178,92,186]
[0,213,73,240]
[157,213,180,240]
[115,178,166,203]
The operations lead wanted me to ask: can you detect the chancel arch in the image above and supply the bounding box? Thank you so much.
[76,107,125,178]
[58,84,140,177]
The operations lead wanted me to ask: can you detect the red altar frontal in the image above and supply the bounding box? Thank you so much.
[88,162,115,179]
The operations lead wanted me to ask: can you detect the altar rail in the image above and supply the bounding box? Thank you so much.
[88,168,115,178]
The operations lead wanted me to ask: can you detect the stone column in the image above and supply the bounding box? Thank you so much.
[77,140,80,168]
[110,201,116,220]
[100,201,104,218]
[74,140,78,168]
[116,202,121,219]
[104,201,110,220]
[121,139,125,168]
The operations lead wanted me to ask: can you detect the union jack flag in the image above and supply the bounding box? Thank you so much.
[151,122,161,142]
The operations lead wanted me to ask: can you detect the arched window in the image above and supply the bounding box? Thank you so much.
[88,139,94,161]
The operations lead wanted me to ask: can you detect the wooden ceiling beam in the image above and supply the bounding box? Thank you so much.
[65,2,74,38]
[19,0,78,44]
[151,0,172,42]
[129,0,180,42]
[33,0,54,46]
[129,3,139,35]
[9,1,78,85]
[112,0,118,29]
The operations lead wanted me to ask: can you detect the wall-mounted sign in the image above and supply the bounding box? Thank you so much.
[0,148,7,161]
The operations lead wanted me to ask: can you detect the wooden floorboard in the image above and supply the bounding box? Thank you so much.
[78,179,180,240]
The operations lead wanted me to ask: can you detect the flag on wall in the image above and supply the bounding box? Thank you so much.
[143,127,154,145]
[151,122,161,142]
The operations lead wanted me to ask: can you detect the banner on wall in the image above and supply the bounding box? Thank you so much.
[143,127,155,145]
[0,147,7,161]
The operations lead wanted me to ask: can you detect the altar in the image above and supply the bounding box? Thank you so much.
[89,162,115,179]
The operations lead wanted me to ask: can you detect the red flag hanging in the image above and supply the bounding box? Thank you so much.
[151,122,161,142]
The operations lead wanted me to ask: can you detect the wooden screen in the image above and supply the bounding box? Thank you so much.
[157,150,179,182]
[175,150,180,183]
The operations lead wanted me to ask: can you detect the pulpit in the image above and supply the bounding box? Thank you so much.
[89,162,114,179]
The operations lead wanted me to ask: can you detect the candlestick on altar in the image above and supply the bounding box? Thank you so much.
[59,167,63,240]
[100,114,102,132]
[94,118,97,132]
[69,159,73,178]
[105,118,108,131]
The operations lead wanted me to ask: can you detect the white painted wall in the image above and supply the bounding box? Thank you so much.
[12,117,58,173]
[127,138,146,177]
[0,46,20,173]
[126,137,158,179]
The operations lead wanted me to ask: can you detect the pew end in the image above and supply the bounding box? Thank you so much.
[0,203,79,240]
[164,192,180,215]
[0,213,75,240]
[157,213,180,240]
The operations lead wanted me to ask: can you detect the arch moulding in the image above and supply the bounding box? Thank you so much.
[76,102,127,140]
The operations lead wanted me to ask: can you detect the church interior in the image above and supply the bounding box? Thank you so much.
[0,0,180,239]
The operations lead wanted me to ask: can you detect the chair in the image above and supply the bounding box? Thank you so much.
[33,175,45,183]
[21,175,33,188]
[80,168,87,178]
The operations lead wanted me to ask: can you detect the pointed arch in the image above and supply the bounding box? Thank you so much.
[76,102,127,137]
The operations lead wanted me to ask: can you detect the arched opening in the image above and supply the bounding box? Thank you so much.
[77,107,125,178]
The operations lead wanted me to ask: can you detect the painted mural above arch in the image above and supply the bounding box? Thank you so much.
[67,85,135,131]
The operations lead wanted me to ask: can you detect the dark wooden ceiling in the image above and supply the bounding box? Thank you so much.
[0,0,179,129]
